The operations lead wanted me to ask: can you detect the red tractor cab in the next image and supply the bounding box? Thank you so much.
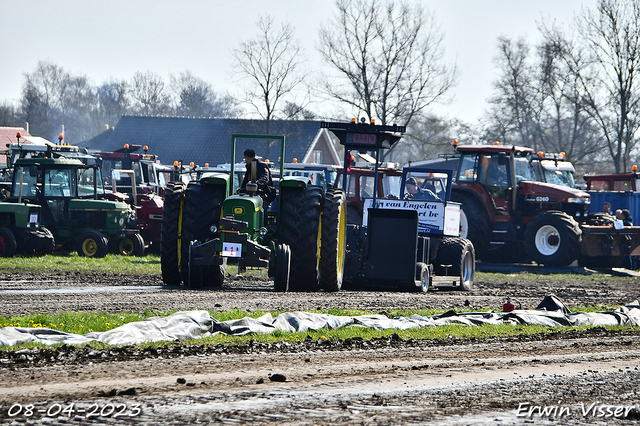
[334,165,402,224]
[95,144,165,250]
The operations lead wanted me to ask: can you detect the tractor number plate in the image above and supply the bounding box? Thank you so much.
[29,213,39,223]
[222,243,242,257]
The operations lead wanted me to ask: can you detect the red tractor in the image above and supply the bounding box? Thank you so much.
[334,165,402,224]
[449,143,640,267]
[96,144,165,250]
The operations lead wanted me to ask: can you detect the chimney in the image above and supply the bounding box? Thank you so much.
[24,122,29,133]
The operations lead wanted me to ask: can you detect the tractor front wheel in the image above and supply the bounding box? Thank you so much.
[77,231,108,258]
[113,234,145,256]
[525,211,581,266]
[273,243,291,292]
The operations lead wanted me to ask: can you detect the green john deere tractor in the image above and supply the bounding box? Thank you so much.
[161,134,347,291]
[8,156,144,257]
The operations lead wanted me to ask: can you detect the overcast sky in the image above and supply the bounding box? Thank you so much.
[1,0,597,125]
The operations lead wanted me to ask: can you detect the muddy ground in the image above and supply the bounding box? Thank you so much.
[1,270,640,425]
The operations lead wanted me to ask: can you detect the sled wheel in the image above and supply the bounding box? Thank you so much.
[320,189,346,291]
[278,185,323,291]
[0,227,17,257]
[413,262,430,292]
[77,231,108,258]
[273,243,291,292]
[525,211,581,266]
[435,237,475,291]
[161,182,186,285]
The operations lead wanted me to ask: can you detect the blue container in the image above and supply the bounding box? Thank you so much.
[588,191,640,223]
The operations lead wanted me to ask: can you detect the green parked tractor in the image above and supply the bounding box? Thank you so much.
[0,201,54,257]
[161,134,347,291]
[8,156,143,257]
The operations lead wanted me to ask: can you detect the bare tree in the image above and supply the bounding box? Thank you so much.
[0,101,17,127]
[231,15,308,134]
[485,37,538,149]
[170,71,239,118]
[574,0,640,172]
[318,0,456,130]
[129,71,171,116]
[484,34,605,170]
[97,79,130,129]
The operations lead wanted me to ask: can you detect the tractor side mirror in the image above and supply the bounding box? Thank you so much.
[498,153,508,166]
[29,166,38,177]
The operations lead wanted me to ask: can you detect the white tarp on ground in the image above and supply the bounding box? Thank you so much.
[1,295,639,347]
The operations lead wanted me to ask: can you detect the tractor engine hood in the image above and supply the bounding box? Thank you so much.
[518,181,590,204]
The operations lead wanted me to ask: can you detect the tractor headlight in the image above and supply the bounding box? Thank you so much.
[210,224,218,233]
[567,197,589,204]
[119,217,125,226]
[259,227,268,237]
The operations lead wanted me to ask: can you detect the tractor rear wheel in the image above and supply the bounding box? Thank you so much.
[319,189,346,292]
[451,192,491,260]
[434,237,475,291]
[273,243,291,292]
[278,185,323,291]
[181,182,226,287]
[161,182,186,285]
[525,211,581,266]
[76,230,108,258]
[0,227,17,257]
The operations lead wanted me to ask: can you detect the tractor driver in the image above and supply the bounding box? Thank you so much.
[404,177,439,201]
[241,149,276,210]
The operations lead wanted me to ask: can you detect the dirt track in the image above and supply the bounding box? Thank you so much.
[1,270,640,425]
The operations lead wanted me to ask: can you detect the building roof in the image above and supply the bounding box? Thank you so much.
[80,116,331,167]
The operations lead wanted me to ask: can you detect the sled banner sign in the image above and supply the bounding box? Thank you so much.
[362,199,460,237]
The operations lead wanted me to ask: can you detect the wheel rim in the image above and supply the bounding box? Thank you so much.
[459,209,469,239]
[462,251,474,284]
[535,225,560,256]
[82,238,98,256]
[119,238,135,256]
[421,267,429,290]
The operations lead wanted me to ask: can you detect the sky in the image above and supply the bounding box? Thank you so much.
[0,0,598,126]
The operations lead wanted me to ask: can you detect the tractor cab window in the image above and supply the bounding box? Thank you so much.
[13,167,39,197]
[44,168,75,197]
[478,153,510,215]
[382,175,402,198]
[336,174,357,198]
[457,153,479,182]
[515,157,537,183]
[77,168,102,197]
[360,176,375,199]
[478,154,509,187]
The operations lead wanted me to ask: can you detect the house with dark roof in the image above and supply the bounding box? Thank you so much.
[80,116,342,167]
